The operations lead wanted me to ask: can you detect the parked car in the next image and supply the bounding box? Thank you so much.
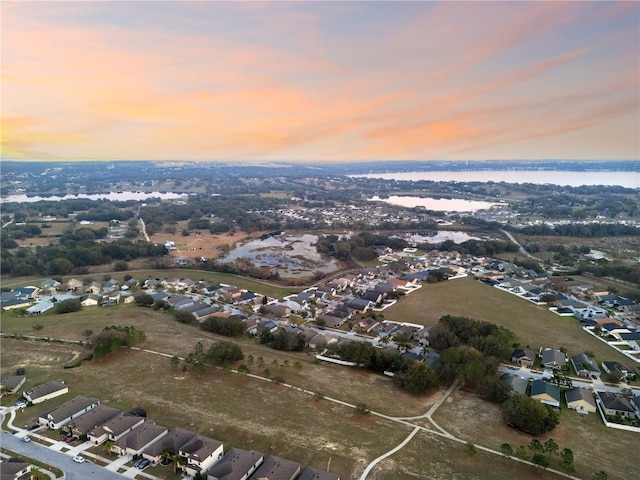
[138,459,150,469]
[15,400,27,409]
[72,456,85,463]
[133,459,143,468]
[64,436,75,443]
[20,436,31,443]
[26,424,39,431]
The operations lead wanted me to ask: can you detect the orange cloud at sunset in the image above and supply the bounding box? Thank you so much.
[1,1,638,162]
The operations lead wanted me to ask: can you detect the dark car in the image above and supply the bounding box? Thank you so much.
[138,459,150,469]
[26,425,39,431]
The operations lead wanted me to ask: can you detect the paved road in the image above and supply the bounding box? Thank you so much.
[500,228,537,259]
[0,429,127,480]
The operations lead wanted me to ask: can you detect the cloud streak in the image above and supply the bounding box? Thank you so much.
[1,1,638,161]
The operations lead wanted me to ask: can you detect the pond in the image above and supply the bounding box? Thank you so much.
[369,195,501,212]
[221,233,340,278]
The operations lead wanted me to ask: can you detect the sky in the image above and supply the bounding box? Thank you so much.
[1,0,639,163]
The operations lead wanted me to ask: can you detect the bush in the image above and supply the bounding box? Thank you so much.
[502,395,559,436]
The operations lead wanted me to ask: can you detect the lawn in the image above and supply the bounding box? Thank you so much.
[385,276,635,366]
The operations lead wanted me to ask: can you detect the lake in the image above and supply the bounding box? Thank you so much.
[369,195,501,212]
[0,191,188,203]
[353,170,639,188]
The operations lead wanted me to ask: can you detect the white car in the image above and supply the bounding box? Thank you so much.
[15,400,27,408]
[72,455,85,463]
[20,436,31,443]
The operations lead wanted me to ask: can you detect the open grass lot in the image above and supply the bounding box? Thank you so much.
[432,390,635,480]
[379,431,566,480]
[1,337,411,479]
[385,276,635,366]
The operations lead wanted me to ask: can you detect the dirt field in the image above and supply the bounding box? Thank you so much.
[149,223,259,260]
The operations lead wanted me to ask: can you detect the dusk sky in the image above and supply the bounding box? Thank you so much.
[2,1,639,163]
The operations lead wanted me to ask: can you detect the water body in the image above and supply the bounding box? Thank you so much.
[354,170,639,188]
[1,191,188,203]
[370,195,500,212]
[221,233,340,278]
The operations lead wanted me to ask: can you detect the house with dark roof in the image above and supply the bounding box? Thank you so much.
[601,361,634,380]
[565,387,596,414]
[597,391,636,420]
[530,380,560,408]
[143,427,198,465]
[23,380,68,404]
[0,375,26,395]
[0,458,32,480]
[112,421,168,457]
[298,466,341,480]
[511,348,536,367]
[248,455,300,480]
[66,404,121,437]
[500,373,528,396]
[620,332,640,351]
[87,412,146,445]
[39,395,99,430]
[206,448,264,480]
[570,353,600,378]
[180,434,224,476]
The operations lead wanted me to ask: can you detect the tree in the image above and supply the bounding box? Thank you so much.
[529,439,544,456]
[514,445,528,460]
[544,438,559,457]
[175,310,196,324]
[55,299,82,314]
[502,395,559,436]
[465,442,477,457]
[592,471,608,480]
[170,356,180,368]
[104,440,115,456]
[238,364,249,374]
[560,448,575,473]
[394,361,439,394]
[500,443,513,457]
[134,293,154,307]
[532,453,549,471]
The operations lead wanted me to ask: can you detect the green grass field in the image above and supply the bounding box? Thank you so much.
[385,276,635,367]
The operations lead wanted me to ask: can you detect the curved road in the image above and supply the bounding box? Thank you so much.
[500,228,536,259]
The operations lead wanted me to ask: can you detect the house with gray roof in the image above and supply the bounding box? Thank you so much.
[0,375,26,395]
[0,458,32,480]
[540,348,567,370]
[23,380,68,404]
[570,353,600,378]
[39,395,99,429]
[143,427,198,465]
[88,412,145,445]
[112,421,168,457]
[565,387,596,414]
[206,448,264,480]
[299,466,341,480]
[66,404,121,437]
[180,434,224,476]
[248,455,300,480]
[601,361,634,380]
[500,373,528,396]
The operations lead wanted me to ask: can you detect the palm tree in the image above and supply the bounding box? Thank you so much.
[172,453,184,474]
[104,439,115,457]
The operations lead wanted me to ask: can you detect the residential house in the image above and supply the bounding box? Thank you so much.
[41,278,61,293]
[375,322,398,339]
[248,455,300,480]
[344,298,372,314]
[361,290,384,304]
[298,466,341,480]
[85,282,102,294]
[565,387,596,414]
[264,304,292,318]
[39,395,99,429]
[0,458,32,480]
[101,291,120,306]
[179,434,224,477]
[511,348,537,367]
[66,404,121,438]
[316,314,347,328]
[143,427,198,465]
[540,348,567,370]
[597,391,636,420]
[193,306,221,322]
[0,291,34,311]
[570,353,600,378]
[120,291,135,304]
[357,317,378,333]
[601,361,634,380]
[112,422,168,457]
[257,321,278,335]
[206,448,264,480]
[620,332,640,351]
[66,278,83,292]
[500,373,528,396]
[87,412,146,445]
[530,380,560,408]
[601,322,631,340]
[23,380,68,404]
[0,375,26,395]
[80,294,100,307]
